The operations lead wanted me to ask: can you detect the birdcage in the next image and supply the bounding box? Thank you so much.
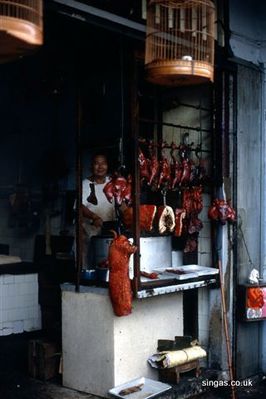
[145,0,216,86]
[0,0,43,62]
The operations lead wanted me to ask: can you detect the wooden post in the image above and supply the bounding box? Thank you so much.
[130,51,141,297]
[75,88,82,293]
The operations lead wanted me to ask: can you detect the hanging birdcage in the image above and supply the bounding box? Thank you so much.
[0,0,43,63]
[145,0,216,86]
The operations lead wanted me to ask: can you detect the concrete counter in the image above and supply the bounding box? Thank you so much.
[61,284,183,397]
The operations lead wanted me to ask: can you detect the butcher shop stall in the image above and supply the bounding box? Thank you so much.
[60,1,230,397]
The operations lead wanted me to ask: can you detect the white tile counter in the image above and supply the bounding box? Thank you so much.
[0,273,41,336]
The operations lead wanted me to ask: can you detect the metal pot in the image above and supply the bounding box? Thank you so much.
[91,235,172,272]
[91,235,113,267]
[80,269,96,281]
[96,267,109,282]
[138,236,172,272]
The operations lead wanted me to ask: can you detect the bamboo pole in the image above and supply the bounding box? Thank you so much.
[218,259,237,399]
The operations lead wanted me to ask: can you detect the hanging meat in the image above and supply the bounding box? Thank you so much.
[189,163,198,186]
[184,237,198,253]
[182,187,204,251]
[108,231,137,317]
[103,179,114,203]
[138,149,150,181]
[183,187,203,215]
[122,205,157,232]
[157,205,175,234]
[180,159,192,186]
[174,208,186,237]
[188,217,203,234]
[103,175,132,206]
[158,158,171,189]
[170,143,183,190]
[123,175,132,205]
[148,154,160,186]
[208,199,236,224]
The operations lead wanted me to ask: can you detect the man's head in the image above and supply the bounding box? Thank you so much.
[91,154,108,182]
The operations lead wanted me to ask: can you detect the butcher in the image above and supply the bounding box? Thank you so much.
[81,154,116,268]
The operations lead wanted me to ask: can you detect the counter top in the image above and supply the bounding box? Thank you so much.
[61,283,107,295]
[137,278,217,298]
[0,261,38,275]
[62,275,218,299]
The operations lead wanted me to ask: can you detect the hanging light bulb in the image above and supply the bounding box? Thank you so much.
[0,1,43,63]
[145,0,216,86]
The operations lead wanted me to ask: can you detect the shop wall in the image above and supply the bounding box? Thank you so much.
[228,0,266,377]
[162,84,213,348]
[229,0,266,64]
[236,65,263,378]
[0,14,125,261]
[262,64,266,374]
[0,57,77,261]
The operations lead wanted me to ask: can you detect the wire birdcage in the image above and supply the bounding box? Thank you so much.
[0,0,43,62]
[145,0,216,86]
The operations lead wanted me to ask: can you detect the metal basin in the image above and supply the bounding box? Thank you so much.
[91,235,172,272]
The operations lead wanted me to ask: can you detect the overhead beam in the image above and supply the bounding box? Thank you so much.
[49,0,146,39]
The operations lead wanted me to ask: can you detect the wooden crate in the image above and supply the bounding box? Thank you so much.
[28,339,61,380]
[158,359,201,384]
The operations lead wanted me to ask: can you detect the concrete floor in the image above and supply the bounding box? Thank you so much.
[1,372,266,399]
[0,332,101,399]
[1,333,266,399]
[0,372,100,399]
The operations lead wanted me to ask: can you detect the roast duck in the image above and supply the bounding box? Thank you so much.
[103,174,132,206]
[108,231,137,317]
[107,140,208,253]
[208,199,236,224]
[138,140,207,191]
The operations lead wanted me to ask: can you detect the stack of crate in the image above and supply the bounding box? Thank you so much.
[28,339,61,380]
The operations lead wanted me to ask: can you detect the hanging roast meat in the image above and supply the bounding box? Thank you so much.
[184,237,198,253]
[183,187,203,215]
[189,163,198,186]
[174,208,186,237]
[113,176,128,205]
[188,216,203,234]
[138,149,150,181]
[123,175,132,205]
[108,231,137,317]
[148,154,160,186]
[157,205,175,234]
[158,158,171,189]
[171,161,183,189]
[103,175,132,206]
[103,179,114,203]
[122,205,157,232]
[208,199,236,224]
[180,159,192,186]
[170,145,183,190]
